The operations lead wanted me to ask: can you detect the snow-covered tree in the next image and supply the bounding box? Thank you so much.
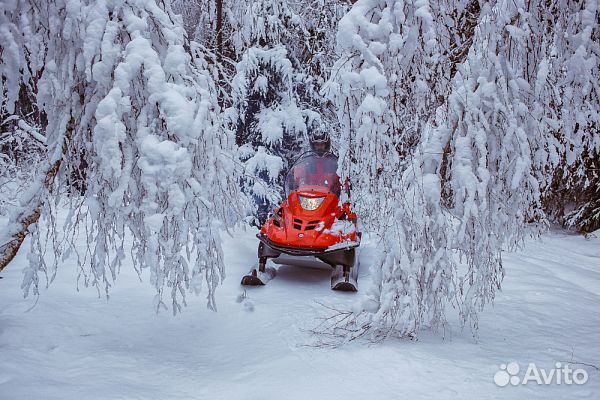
[224,0,327,224]
[227,46,309,223]
[172,0,236,108]
[323,0,598,340]
[321,0,473,338]
[0,118,45,215]
[0,0,241,313]
[324,0,482,223]
[531,1,600,233]
[172,1,350,225]
[0,0,46,215]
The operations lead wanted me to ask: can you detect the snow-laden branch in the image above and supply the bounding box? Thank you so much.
[323,0,599,341]
[0,0,242,313]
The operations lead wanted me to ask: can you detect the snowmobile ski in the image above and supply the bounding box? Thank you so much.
[241,261,276,286]
[330,264,358,292]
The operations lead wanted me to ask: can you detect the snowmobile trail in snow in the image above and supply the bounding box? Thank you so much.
[0,223,598,400]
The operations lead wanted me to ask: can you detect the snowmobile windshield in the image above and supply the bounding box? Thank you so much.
[285,153,341,196]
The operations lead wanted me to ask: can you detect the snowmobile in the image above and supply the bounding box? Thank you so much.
[241,152,361,291]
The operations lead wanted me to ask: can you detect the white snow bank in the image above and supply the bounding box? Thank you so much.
[0,227,598,399]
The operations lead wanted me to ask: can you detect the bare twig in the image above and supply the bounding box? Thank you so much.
[560,348,600,372]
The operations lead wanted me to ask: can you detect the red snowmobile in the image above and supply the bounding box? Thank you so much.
[241,152,361,291]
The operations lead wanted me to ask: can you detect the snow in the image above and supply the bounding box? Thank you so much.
[138,135,191,183]
[326,240,360,251]
[16,120,46,144]
[359,66,388,95]
[0,225,598,399]
[358,93,386,115]
[323,219,356,236]
[244,146,284,183]
[0,0,598,397]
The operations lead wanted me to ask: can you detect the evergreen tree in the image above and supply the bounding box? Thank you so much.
[225,0,322,224]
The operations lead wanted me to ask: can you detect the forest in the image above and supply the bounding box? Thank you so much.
[0,0,598,339]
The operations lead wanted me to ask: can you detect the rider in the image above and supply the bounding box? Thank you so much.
[300,130,341,195]
[310,130,331,156]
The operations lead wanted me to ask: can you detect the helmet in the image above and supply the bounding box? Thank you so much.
[309,130,331,155]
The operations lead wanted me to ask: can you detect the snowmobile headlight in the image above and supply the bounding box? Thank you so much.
[298,195,325,211]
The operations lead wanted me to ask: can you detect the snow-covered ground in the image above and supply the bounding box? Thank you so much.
[0,226,598,399]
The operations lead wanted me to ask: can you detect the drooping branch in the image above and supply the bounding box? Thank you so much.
[0,118,73,273]
[445,0,482,79]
